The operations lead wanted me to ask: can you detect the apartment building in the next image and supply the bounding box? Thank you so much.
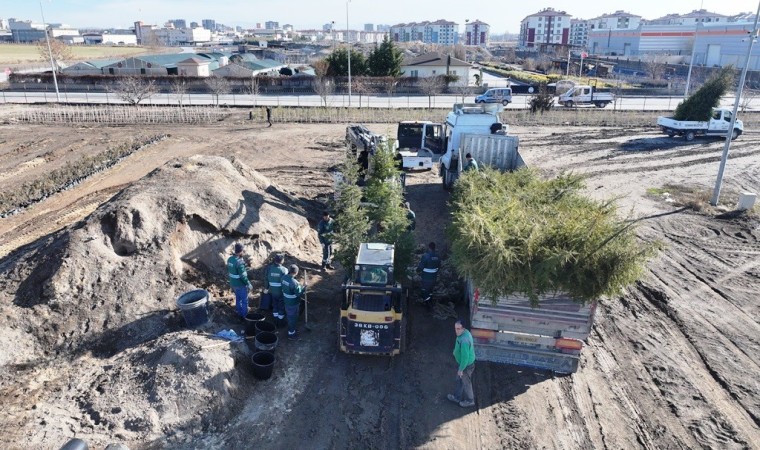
[465,20,489,47]
[519,8,571,49]
[390,20,458,45]
[569,19,589,48]
[647,9,728,25]
[589,10,641,30]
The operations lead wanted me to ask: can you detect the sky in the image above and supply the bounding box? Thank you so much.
[3,0,758,33]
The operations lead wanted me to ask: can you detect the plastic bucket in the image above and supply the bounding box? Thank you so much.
[255,331,278,353]
[176,289,210,328]
[244,312,266,335]
[252,351,275,380]
[254,320,276,336]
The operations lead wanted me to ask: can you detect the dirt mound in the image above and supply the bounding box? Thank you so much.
[0,155,318,366]
[83,331,241,442]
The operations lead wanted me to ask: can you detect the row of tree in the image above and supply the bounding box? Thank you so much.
[322,37,405,78]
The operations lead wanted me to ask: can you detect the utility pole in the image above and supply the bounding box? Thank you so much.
[711,0,760,206]
[39,0,60,102]
[347,0,352,106]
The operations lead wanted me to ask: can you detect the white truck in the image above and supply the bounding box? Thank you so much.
[465,282,597,374]
[438,103,517,189]
[656,107,743,141]
[558,85,614,108]
[396,121,445,170]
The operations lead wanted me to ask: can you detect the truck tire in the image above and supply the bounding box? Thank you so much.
[685,131,695,142]
[666,130,676,138]
[731,129,740,140]
[595,102,609,108]
[502,100,510,106]
[443,170,452,191]
[475,100,484,104]
[564,101,574,108]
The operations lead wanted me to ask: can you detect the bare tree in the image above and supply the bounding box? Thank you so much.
[644,54,669,80]
[244,76,261,105]
[170,77,188,107]
[36,39,73,71]
[740,87,760,112]
[522,57,537,71]
[383,77,399,107]
[352,78,373,108]
[205,75,231,106]
[312,77,334,107]
[455,83,472,103]
[112,76,157,106]
[418,76,445,109]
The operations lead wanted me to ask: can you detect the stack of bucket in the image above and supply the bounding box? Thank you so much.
[245,312,278,380]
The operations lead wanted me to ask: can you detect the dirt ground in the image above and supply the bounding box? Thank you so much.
[0,108,759,450]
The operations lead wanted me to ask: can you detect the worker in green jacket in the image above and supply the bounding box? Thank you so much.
[263,254,288,325]
[463,153,479,172]
[227,243,252,318]
[447,319,476,408]
[281,264,305,341]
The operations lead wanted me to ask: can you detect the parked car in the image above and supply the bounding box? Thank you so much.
[475,88,512,106]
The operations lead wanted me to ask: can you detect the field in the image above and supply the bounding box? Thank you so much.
[0,43,169,66]
[0,106,759,449]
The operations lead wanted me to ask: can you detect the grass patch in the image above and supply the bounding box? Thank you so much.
[0,44,176,65]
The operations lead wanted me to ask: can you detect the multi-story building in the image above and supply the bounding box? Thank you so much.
[364,23,375,32]
[201,19,216,31]
[265,21,279,30]
[465,20,489,46]
[647,9,728,25]
[170,19,186,29]
[519,8,571,49]
[588,10,641,30]
[190,21,199,29]
[9,18,47,42]
[569,19,589,48]
[376,24,391,32]
[390,20,458,45]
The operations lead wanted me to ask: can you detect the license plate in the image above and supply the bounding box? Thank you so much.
[360,329,380,347]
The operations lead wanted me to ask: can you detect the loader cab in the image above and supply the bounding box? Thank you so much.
[339,243,408,355]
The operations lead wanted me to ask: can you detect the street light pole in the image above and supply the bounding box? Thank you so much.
[710,0,760,206]
[684,24,701,98]
[346,0,352,106]
[39,0,60,102]
[331,21,336,54]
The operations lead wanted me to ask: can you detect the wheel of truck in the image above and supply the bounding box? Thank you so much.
[564,101,574,108]
[667,130,676,138]
[442,170,452,191]
[685,131,695,142]
[475,100,484,104]
[399,296,409,353]
[502,100,510,106]
[595,102,609,108]
[731,129,740,140]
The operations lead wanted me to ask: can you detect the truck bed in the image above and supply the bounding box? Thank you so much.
[656,116,708,130]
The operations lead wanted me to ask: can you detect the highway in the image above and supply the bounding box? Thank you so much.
[1,90,755,111]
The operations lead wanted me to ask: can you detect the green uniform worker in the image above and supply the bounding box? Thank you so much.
[281,264,305,340]
[264,254,288,323]
[447,320,476,407]
[463,153,479,172]
[227,243,252,318]
[416,242,441,302]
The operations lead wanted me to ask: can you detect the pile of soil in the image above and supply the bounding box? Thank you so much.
[0,154,318,366]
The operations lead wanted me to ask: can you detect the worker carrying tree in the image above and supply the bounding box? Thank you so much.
[318,211,335,270]
[416,242,441,303]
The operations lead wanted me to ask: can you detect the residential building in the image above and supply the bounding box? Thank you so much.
[176,57,211,76]
[376,24,391,32]
[647,9,728,25]
[202,19,216,31]
[400,52,470,86]
[390,20,458,45]
[519,8,571,49]
[150,26,212,45]
[588,10,641,30]
[170,19,187,29]
[265,21,279,30]
[569,19,589,48]
[190,22,199,29]
[364,23,374,32]
[465,20,489,46]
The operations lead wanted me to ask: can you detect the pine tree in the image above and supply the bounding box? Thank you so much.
[673,66,735,121]
[367,37,404,77]
[332,153,370,271]
[325,48,368,76]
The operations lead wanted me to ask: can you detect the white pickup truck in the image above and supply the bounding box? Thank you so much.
[558,85,614,108]
[657,107,743,141]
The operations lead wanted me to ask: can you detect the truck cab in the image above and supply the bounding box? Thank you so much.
[558,85,613,108]
[396,121,445,169]
[339,243,408,355]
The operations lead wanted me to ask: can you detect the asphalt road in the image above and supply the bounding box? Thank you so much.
[1,90,753,111]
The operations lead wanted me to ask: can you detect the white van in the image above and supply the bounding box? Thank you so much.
[475,88,512,105]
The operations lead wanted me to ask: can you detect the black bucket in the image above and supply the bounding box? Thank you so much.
[255,320,277,336]
[244,312,266,335]
[252,351,275,380]
[175,289,210,328]
[255,331,278,353]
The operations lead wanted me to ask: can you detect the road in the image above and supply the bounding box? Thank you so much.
[1,90,756,111]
